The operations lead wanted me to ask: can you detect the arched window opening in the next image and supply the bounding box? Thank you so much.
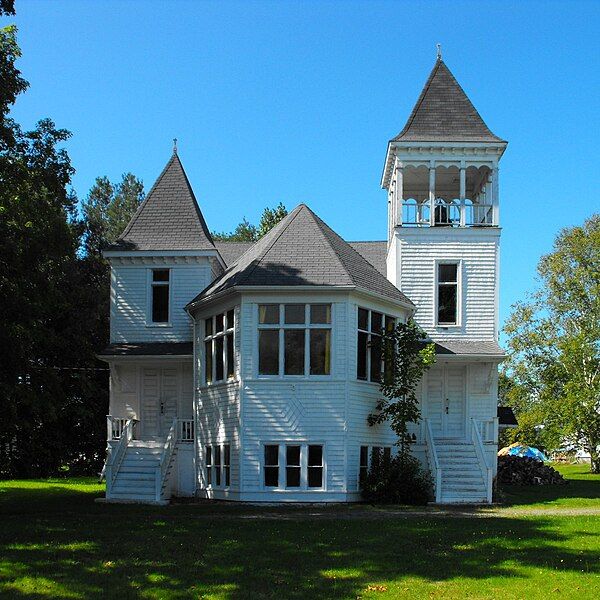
[465,166,493,226]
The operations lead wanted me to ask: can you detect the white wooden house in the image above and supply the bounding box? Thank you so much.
[99,56,505,504]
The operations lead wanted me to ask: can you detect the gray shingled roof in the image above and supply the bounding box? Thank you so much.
[109,153,215,251]
[190,205,412,306]
[434,340,505,356]
[214,241,255,266]
[393,59,505,143]
[216,239,387,275]
[99,342,193,357]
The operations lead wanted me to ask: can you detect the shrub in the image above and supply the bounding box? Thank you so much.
[362,448,433,505]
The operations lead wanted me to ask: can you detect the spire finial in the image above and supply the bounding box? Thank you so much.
[436,43,442,60]
[173,137,178,155]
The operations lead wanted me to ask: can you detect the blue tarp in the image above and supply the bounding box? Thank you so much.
[507,445,549,462]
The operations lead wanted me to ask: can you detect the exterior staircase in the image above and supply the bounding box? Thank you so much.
[434,439,488,503]
[108,441,175,503]
[104,418,181,505]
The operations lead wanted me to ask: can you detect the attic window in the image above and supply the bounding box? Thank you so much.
[151,269,170,323]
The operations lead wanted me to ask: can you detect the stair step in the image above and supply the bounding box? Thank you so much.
[109,491,157,500]
[115,472,156,481]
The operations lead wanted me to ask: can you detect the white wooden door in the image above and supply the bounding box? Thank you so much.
[141,368,161,438]
[426,366,466,438]
[160,368,179,436]
[141,367,179,439]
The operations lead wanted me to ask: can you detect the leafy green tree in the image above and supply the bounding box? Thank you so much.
[0,1,15,16]
[368,319,436,451]
[212,203,288,242]
[504,214,600,472]
[81,173,144,255]
[0,24,107,476]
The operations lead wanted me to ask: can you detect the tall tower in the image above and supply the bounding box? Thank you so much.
[382,56,507,344]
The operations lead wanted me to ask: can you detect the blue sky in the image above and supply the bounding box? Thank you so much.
[4,0,600,332]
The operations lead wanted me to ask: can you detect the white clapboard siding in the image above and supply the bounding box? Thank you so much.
[110,259,213,343]
[390,228,500,341]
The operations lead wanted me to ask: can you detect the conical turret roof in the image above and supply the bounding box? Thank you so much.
[393,58,504,143]
[111,152,215,251]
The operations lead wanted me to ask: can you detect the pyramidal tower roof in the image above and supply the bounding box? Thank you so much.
[111,152,215,251]
[189,204,412,306]
[393,58,504,143]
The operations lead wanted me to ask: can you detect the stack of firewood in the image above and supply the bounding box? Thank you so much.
[497,455,567,485]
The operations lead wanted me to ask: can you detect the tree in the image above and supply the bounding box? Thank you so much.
[80,173,144,255]
[504,214,600,472]
[368,319,436,451]
[0,1,15,16]
[212,202,288,242]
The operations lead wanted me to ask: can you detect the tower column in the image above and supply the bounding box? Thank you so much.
[428,162,436,226]
[459,162,466,227]
[395,164,403,226]
[492,166,500,226]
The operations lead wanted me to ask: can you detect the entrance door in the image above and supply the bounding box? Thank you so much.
[426,366,466,438]
[141,367,179,439]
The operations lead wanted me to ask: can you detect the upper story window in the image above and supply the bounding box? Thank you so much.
[150,269,170,323]
[204,309,235,384]
[357,308,395,382]
[257,304,332,377]
[437,263,459,325]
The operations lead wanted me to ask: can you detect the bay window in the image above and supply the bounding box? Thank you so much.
[204,309,235,384]
[258,304,332,377]
[357,308,395,382]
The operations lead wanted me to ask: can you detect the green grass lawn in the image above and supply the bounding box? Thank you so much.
[0,466,598,599]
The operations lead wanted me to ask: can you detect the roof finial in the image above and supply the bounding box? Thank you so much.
[436,43,442,60]
[173,137,178,155]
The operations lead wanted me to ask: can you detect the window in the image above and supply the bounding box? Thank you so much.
[223,444,231,487]
[205,445,212,486]
[204,309,235,384]
[263,443,326,490]
[357,308,396,382]
[214,444,221,486]
[359,446,369,485]
[258,304,332,377]
[307,445,324,488]
[264,445,279,487]
[150,269,170,323]
[437,263,459,325]
[286,445,301,488]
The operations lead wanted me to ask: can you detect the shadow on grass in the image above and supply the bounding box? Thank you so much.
[0,481,598,598]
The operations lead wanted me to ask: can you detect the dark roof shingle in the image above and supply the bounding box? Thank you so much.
[393,59,505,143]
[109,153,215,251]
[190,205,411,306]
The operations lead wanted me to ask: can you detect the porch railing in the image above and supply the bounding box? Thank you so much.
[105,418,137,493]
[401,199,495,228]
[475,417,499,444]
[107,415,130,441]
[424,419,442,503]
[178,419,194,443]
[471,418,493,504]
[156,418,178,502]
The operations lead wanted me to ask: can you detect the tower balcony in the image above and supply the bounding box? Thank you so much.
[400,198,496,228]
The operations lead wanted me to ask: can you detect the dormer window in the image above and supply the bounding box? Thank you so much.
[437,263,459,325]
[151,269,170,323]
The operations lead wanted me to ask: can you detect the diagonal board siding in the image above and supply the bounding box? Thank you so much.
[394,231,499,341]
[110,260,213,343]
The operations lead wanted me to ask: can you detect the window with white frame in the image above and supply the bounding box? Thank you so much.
[257,304,332,377]
[205,444,231,488]
[437,263,459,325]
[357,308,395,382]
[204,309,235,384]
[150,269,170,323]
[359,445,392,487]
[263,443,325,489]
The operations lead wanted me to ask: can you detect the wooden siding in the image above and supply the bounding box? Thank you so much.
[390,229,500,341]
[110,259,213,343]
